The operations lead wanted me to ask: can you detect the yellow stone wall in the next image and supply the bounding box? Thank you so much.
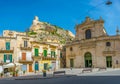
[39,60,51,70]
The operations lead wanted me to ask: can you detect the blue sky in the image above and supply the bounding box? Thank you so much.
[0,0,120,35]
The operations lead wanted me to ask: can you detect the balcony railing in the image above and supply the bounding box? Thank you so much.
[32,55,56,60]
[0,47,14,53]
[18,58,33,63]
[20,45,32,51]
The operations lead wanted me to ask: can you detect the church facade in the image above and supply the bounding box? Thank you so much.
[66,17,120,68]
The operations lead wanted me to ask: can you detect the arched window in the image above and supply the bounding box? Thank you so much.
[106,42,111,46]
[85,29,91,39]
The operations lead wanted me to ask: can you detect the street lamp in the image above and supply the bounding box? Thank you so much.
[106,0,112,5]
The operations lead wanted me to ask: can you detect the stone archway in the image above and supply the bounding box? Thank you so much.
[106,56,112,68]
[84,52,92,68]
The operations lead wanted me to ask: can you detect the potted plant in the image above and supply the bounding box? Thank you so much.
[0,73,3,78]
[13,72,15,77]
[23,70,26,75]
[10,72,13,77]
[15,70,19,76]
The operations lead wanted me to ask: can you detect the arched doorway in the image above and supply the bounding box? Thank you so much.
[84,52,92,68]
[35,61,39,71]
[106,56,112,68]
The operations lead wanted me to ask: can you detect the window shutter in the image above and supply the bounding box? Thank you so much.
[35,63,39,71]
[54,52,56,57]
[51,51,52,57]
[35,48,38,56]
[44,50,47,57]
[60,53,62,58]
[6,42,10,50]
[24,41,28,47]
[4,54,6,62]
[10,54,12,62]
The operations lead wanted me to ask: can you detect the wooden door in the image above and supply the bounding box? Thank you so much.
[22,53,26,60]
[106,56,112,68]
[29,64,32,72]
[44,63,48,70]
[70,59,74,67]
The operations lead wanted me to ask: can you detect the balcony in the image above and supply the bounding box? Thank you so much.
[0,47,14,53]
[32,56,42,60]
[18,58,33,64]
[20,45,32,51]
[42,56,56,60]
[32,55,56,60]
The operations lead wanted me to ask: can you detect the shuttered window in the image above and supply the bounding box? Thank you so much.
[4,54,12,63]
[35,48,39,56]
[54,52,56,57]
[6,42,10,50]
[51,51,55,57]
[4,54,6,62]
[60,52,62,58]
[22,53,26,60]
[10,54,12,62]
[43,50,47,57]
[24,41,28,47]
[35,62,39,71]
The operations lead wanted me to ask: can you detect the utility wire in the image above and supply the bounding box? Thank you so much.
[78,1,106,19]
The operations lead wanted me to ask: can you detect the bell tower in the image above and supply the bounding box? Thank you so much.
[75,17,107,40]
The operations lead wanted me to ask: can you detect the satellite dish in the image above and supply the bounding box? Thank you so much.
[106,0,112,5]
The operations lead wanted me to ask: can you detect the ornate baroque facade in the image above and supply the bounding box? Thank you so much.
[66,17,120,68]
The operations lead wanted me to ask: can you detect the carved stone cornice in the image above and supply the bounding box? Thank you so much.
[103,51,116,56]
[68,53,76,59]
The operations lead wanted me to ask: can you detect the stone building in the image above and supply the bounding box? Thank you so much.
[0,30,61,73]
[66,17,120,68]
[0,16,74,73]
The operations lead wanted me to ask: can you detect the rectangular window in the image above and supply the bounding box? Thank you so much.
[43,50,47,57]
[4,54,6,63]
[22,53,26,60]
[34,48,39,56]
[70,59,74,67]
[51,51,53,57]
[6,42,10,50]
[60,52,62,58]
[54,52,56,57]
[4,54,12,63]
[51,51,55,57]
[24,41,28,47]
[22,64,27,71]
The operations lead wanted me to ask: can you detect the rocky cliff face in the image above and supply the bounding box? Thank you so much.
[28,16,75,44]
